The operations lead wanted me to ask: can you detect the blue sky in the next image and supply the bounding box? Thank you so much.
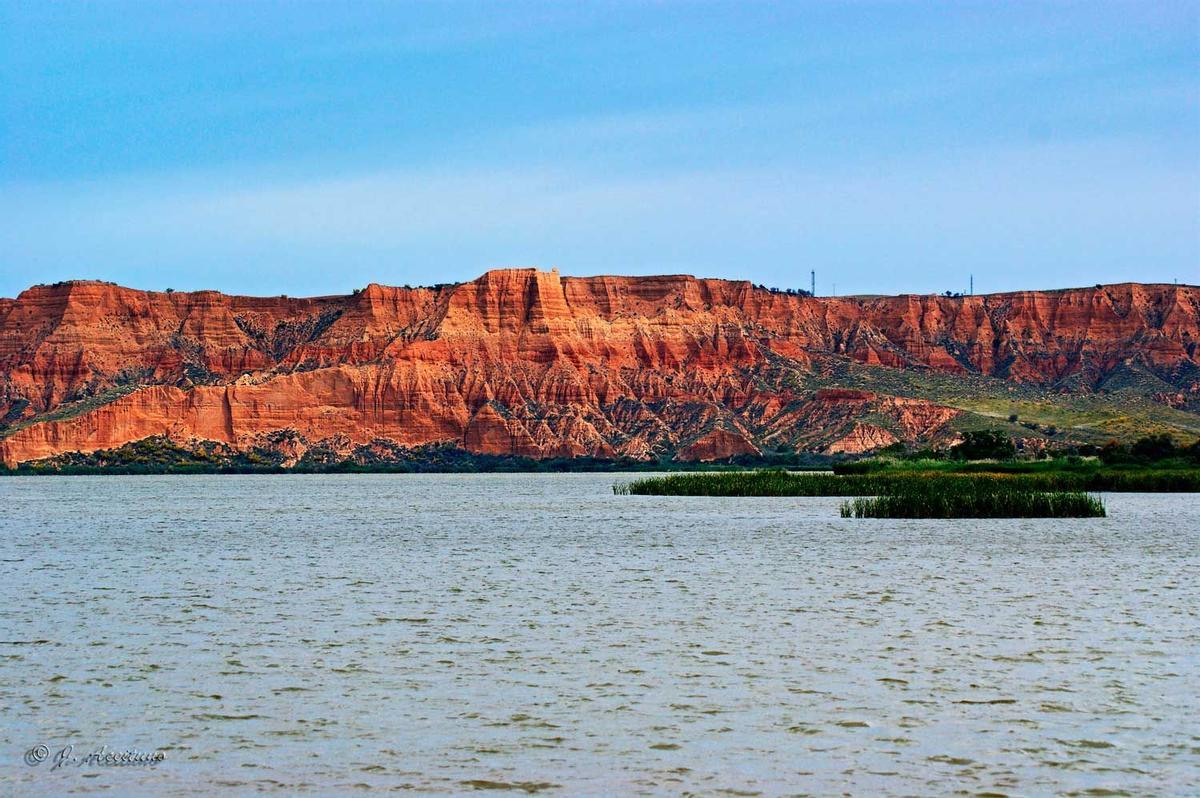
[1,1,1197,299]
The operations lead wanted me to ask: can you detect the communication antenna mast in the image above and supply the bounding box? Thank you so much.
[810,270,816,297]
[970,274,974,296]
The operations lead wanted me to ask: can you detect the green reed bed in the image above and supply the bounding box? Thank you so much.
[839,483,1106,519]
[613,470,865,496]
[613,470,1056,497]
[610,470,892,497]
[1048,469,1200,492]
[614,470,1107,518]
[835,459,1200,492]
[614,467,1198,497]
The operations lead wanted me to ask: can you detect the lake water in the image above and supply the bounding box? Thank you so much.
[1,475,1197,796]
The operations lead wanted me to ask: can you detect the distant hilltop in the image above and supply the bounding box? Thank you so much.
[1,269,1197,468]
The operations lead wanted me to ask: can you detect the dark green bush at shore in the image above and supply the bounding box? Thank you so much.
[1100,434,1200,466]
[950,430,1016,461]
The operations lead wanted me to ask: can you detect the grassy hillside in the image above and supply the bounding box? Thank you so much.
[788,360,1200,446]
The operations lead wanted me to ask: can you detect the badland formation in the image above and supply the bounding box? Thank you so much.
[2,269,1197,468]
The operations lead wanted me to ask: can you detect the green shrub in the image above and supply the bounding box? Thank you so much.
[951,430,1016,461]
[1132,434,1177,461]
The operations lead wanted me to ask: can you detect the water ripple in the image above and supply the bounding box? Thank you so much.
[0,475,1197,796]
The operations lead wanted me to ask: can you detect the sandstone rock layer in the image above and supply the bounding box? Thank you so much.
[1,269,1197,466]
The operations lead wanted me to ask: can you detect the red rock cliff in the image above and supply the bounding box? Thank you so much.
[1,270,1197,466]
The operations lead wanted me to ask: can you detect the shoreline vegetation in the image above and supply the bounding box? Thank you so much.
[2,432,1197,483]
[839,485,1106,519]
[613,466,1200,496]
[613,472,1117,519]
[612,434,1200,517]
[0,436,844,476]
